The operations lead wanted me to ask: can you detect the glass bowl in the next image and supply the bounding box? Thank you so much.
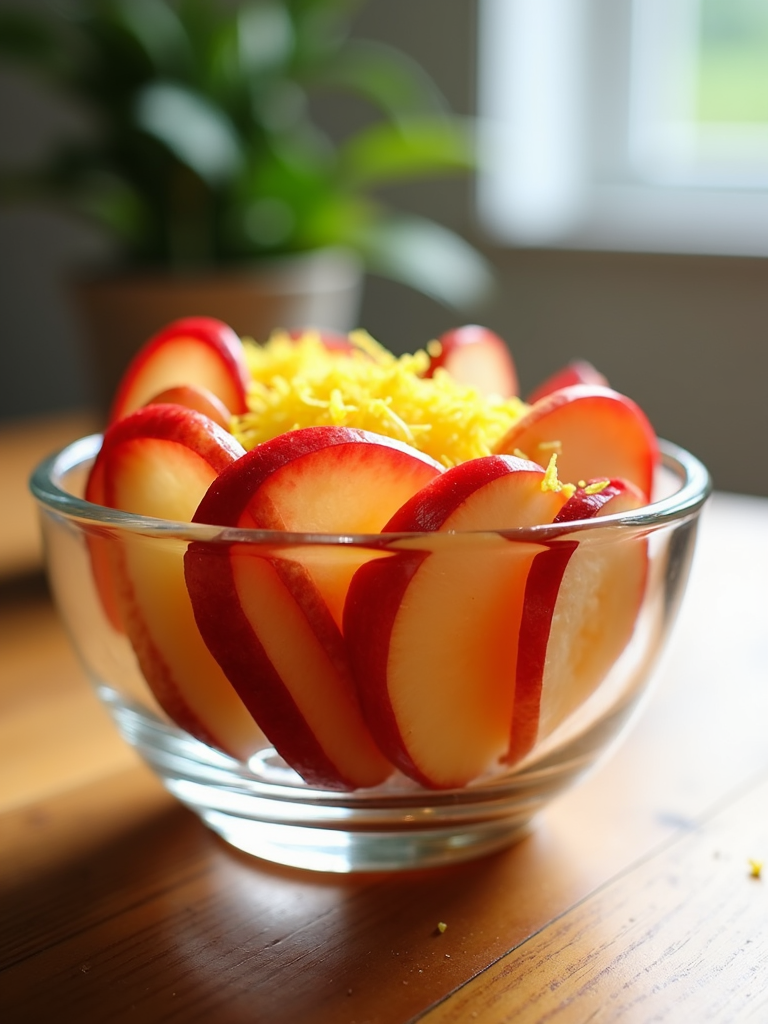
[30,436,710,873]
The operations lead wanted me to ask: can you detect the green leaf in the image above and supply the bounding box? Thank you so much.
[134,81,244,185]
[357,215,495,310]
[339,117,476,189]
[291,191,376,251]
[0,0,490,306]
[319,38,449,119]
[288,0,360,68]
[108,0,195,77]
[237,1,294,76]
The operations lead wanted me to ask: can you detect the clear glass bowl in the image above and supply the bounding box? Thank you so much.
[30,435,710,873]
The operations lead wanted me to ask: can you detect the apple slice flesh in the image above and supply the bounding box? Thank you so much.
[508,478,649,764]
[343,456,568,789]
[494,384,659,500]
[186,426,444,790]
[197,425,445,628]
[426,325,519,398]
[145,384,232,430]
[526,359,608,405]
[91,404,264,761]
[108,316,250,424]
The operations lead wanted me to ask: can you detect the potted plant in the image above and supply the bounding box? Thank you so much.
[0,0,491,404]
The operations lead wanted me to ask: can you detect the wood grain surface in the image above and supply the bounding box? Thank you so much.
[1,416,766,1024]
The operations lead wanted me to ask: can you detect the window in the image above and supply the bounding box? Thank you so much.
[477,0,768,254]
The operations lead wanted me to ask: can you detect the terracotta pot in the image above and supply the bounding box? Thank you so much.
[73,248,363,413]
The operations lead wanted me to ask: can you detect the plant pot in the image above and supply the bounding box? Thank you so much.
[73,248,364,414]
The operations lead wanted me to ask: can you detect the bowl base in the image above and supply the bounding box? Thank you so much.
[97,684,638,873]
[195,802,532,873]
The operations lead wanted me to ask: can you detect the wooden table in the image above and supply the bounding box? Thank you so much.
[1,417,767,1023]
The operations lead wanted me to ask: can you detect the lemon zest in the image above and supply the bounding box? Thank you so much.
[536,439,562,454]
[541,454,576,500]
[233,330,528,466]
[584,479,611,495]
[541,454,560,492]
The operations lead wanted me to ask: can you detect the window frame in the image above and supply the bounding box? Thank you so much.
[476,0,768,256]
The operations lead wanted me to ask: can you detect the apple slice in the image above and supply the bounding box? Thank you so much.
[185,426,444,790]
[494,384,659,500]
[343,455,569,790]
[425,325,519,398]
[90,404,265,761]
[526,359,608,405]
[193,425,445,628]
[145,384,232,430]
[108,316,251,424]
[507,477,649,764]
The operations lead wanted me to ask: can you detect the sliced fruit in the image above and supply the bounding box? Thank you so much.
[108,316,250,424]
[197,425,445,628]
[526,359,609,405]
[425,325,519,398]
[508,477,648,764]
[185,426,444,790]
[343,455,569,790]
[494,384,659,500]
[145,384,232,430]
[90,403,264,761]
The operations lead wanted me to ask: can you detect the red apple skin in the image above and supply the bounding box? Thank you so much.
[193,425,444,628]
[185,544,378,790]
[343,455,568,789]
[494,384,659,501]
[89,404,265,761]
[186,426,443,790]
[86,404,240,631]
[526,360,608,405]
[425,325,519,398]
[108,316,250,424]
[145,384,232,430]
[96,404,244,512]
[196,426,442,532]
[507,477,649,764]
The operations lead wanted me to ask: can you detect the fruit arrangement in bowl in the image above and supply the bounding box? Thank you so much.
[30,317,711,872]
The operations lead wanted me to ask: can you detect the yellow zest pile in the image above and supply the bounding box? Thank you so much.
[232,329,529,468]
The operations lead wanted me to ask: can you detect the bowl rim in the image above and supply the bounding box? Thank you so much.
[30,433,712,547]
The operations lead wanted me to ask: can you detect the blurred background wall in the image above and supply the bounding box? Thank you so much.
[1,0,766,496]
